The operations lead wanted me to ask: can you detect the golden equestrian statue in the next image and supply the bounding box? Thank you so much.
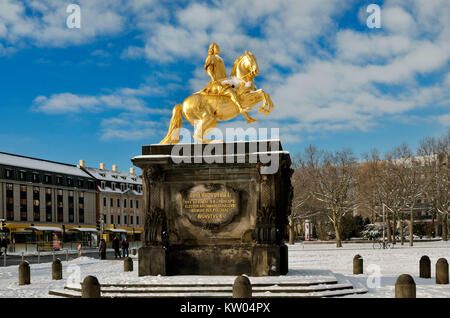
[160,42,274,144]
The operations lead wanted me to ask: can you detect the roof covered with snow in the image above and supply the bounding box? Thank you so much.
[83,167,142,185]
[0,152,93,178]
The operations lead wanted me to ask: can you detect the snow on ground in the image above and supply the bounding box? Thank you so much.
[293,240,450,298]
[1,240,450,298]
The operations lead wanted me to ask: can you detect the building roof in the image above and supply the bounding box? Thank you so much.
[83,167,142,185]
[0,152,93,179]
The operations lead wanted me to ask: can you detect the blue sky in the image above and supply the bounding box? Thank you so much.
[0,0,449,173]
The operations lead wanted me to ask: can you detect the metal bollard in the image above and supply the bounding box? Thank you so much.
[419,255,431,278]
[395,274,416,298]
[124,257,133,272]
[52,258,63,280]
[18,261,31,286]
[353,254,363,275]
[232,275,252,298]
[436,258,449,284]
[82,276,101,298]
[37,251,40,264]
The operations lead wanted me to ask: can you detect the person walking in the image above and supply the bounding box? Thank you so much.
[98,238,106,260]
[112,236,121,259]
[0,237,7,256]
[121,238,129,258]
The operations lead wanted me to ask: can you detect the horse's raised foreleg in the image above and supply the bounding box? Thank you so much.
[258,91,273,116]
[239,89,274,116]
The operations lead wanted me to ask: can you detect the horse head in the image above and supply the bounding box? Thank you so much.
[231,51,259,82]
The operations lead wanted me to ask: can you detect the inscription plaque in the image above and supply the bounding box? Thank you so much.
[182,184,240,228]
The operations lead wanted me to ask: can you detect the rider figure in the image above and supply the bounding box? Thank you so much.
[202,43,257,123]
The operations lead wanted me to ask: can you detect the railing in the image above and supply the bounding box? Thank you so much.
[9,240,143,253]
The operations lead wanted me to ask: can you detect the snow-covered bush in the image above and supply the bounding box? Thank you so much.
[361,224,383,240]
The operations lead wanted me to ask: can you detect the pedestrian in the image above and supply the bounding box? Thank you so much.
[0,237,7,256]
[121,238,129,258]
[98,238,106,260]
[112,236,121,259]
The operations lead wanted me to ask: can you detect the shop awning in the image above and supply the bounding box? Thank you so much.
[68,228,99,233]
[104,229,127,233]
[24,226,63,232]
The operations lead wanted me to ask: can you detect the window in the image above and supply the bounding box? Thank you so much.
[138,186,142,193]
[56,176,63,185]
[32,173,39,183]
[44,175,52,184]
[79,192,85,223]
[111,182,116,191]
[67,178,73,187]
[117,199,120,207]
[118,215,121,225]
[88,181,95,190]
[124,215,127,225]
[103,197,107,207]
[68,191,74,223]
[103,214,106,223]
[33,187,40,221]
[77,179,84,188]
[46,188,52,222]
[124,199,127,208]
[19,170,27,181]
[6,183,14,221]
[136,216,139,225]
[110,198,114,207]
[5,169,13,179]
[120,183,125,192]
[110,215,114,224]
[20,185,27,221]
[130,215,134,225]
[136,200,139,209]
[130,200,133,209]
[101,181,106,190]
[57,189,63,222]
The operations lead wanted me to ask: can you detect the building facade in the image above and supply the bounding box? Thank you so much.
[0,152,144,250]
[80,161,143,242]
[0,152,97,248]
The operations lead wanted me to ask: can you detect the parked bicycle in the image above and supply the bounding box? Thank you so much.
[372,239,393,249]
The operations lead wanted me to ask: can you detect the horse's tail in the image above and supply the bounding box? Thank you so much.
[160,104,183,144]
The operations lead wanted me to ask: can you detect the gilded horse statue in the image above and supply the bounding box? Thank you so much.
[160,47,274,144]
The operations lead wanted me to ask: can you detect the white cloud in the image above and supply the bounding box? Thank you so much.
[0,0,125,48]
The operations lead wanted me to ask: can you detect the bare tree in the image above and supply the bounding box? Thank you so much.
[296,146,358,248]
[387,143,430,247]
[359,149,404,243]
[418,132,450,240]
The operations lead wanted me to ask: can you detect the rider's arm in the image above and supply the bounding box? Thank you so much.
[204,57,217,82]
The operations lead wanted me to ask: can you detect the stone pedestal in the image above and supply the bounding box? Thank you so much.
[132,140,293,277]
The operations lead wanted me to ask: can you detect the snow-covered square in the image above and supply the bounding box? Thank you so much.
[1,240,449,298]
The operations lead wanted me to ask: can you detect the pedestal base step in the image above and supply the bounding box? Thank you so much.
[48,277,367,298]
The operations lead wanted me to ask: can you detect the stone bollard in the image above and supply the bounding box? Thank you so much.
[18,261,30,286]
[52,258,63,280]
[395,274,416,298]
[232,275,252,298]
[436,258,449,284]
[419,256,431,278]
[82,276,101,298]
[124,257,133,272]
[353,254,363,275]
